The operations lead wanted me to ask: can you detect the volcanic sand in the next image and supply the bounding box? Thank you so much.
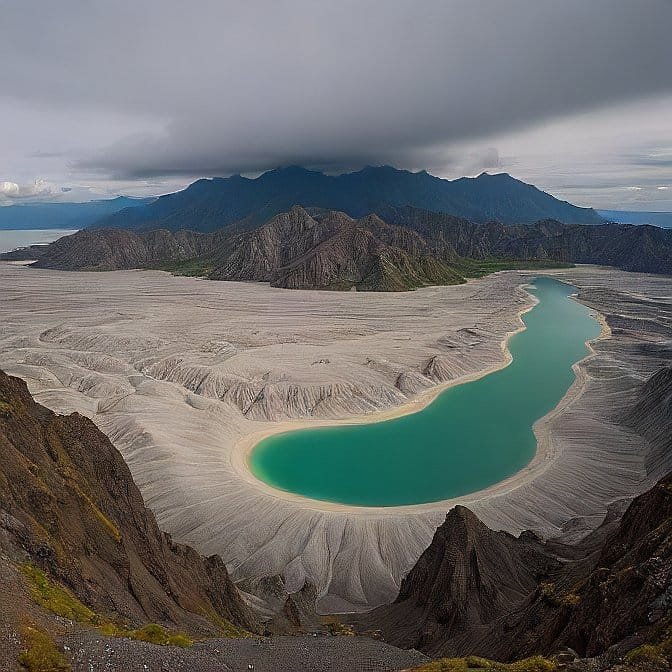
[1,263,670,611]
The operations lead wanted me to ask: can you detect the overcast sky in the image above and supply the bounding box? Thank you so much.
[1,0,671,210]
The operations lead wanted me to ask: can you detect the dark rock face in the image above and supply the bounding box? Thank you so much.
[384,206,672,275]
[358,506,560,655]
[473,468,672,664]
[23,206,466,291]
[0,370,257,635]
[363,474,672,661]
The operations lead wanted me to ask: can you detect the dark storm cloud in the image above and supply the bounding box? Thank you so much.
[1,0,670,181]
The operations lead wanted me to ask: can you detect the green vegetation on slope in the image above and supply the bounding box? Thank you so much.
[154,253,572,289]
[455,258,574,278]
[21,564,95,623]
[153,257,216,277]
[623,625,672,669]
[203,609,253,639]
[410,655,556,672]
[20,564,194,647]
[18,625,71,672]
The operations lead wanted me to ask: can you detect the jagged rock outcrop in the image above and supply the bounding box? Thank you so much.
[465,467,672,666]
[210,206,342,281]
[268,213,462,290]
[359,470,672,665]
[384,206,672,275]
[0,369,257,635]
[358,506,560,654]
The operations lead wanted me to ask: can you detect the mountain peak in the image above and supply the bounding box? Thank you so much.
[475,171,514,180]
[260,165,321,179]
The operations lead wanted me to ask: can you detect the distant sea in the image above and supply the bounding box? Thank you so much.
[0,229,79,254]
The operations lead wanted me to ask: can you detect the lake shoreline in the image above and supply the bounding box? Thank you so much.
[231,275,609,514]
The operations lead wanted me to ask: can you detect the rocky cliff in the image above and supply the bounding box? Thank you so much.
[17,227,222,272]
[360,469,672,666]
[0,369,257,636]
[385,206,672,275]
[359,506,560,653]
[468,466,672,668]
[361,368,672,667]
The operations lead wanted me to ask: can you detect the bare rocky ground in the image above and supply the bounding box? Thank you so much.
[61,632,428,672]
[1,263,671,613]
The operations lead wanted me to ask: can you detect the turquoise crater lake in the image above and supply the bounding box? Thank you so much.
[249,277,602,507]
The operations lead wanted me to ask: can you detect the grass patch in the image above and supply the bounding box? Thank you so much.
[561,592,581,607]
[321,615,356,636]
[455,258,574,278]
[411,655,556,672]
[21,564,95,623]
[18,625,71,672]
[624,626,672,667]
[625,644,667,666]
[72,484,122,543]
[204,608,252,638]
[126,623,193,648]
[154,257,215,277]
[21,563,193,647]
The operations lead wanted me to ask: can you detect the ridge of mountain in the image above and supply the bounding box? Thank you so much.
[5,205,672,285]
[18,206,472,291]
[92,166,604,232]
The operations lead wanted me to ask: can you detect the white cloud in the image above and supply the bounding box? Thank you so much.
[0,179,54,203]
[0,182,20,197]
